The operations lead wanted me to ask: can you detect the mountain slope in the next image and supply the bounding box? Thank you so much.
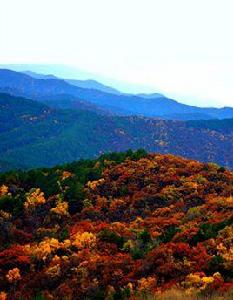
[66,79,121,95]
[0,160,25,172]
[1,69,233,120]
[0,152,232,299]
[187,118,233,136]
[1,93,233,170]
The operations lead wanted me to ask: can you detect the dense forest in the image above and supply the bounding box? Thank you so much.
[187,119,233,136]
[1,93,233,170]
[0,150,232,299]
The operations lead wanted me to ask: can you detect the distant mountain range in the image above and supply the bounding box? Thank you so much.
[0,93,233,170]
[23,71,122,95]
[0,63,156,94]
[1,69,233,120]
[1,68,233,171]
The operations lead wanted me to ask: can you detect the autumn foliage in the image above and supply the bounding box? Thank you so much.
[0,151,232,299]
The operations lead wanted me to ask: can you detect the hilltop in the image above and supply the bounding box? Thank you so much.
[0,151,232,299]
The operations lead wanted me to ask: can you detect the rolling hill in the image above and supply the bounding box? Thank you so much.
[0,152,232,299]
[1,93,233,170]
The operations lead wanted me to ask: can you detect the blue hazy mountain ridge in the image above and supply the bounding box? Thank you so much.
[23,70,122,95]
[67,79,121,95]
[0,63,156,94]
[1,69,233,120]
[0,93,233,171]
[20,71,228,120]
[23,71,58,80]
[137,93,165,99]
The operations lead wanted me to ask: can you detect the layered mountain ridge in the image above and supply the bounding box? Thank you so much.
[1,69,233,120]
[0,93,233,170]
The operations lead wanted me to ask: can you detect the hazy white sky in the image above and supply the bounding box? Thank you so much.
[1,0,233,107]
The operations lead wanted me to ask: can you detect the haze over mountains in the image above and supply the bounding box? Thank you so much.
[1,69,233,120]
[0,67,233,171]
[2,1,233,298]
[0,64,155,94]
[23,70,122,95]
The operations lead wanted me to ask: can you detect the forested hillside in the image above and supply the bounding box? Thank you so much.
[0,151,232,299]
[187,119,233,136]
[1,93,233,170]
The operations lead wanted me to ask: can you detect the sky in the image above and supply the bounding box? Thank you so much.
[1,0,233,107]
